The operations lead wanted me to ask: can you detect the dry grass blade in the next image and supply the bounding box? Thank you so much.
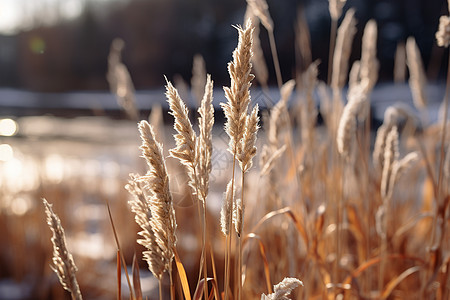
[132,254,143,300]
[343,254,426,286]
[381,266,420,299]
[193,278,219,300]
[243,233,273,294]
[260,145,287,176]
[43,198,83,300]
[117,250,122,300]
[104,196,136,300]
[174,248,192,300]
[249,207,309,250]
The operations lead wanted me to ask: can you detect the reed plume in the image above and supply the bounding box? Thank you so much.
[246,0,282,88]
[125,174,165,280]
[406,37,428,110]
[238,104,260,173]
[380,126,399,201]
[331,8,357,91]
[197,74,215,200]
[336,82,368,160]
[261,277,303,300]
[328,0,347,21]
[191,54,207,105]
[43,198,82,300]
[244,7,269,89]
[138,121,177,271]
[221,20,254,154]
[300,62,319,145]
[165,79,198,197]
[436,15,450,48]
[220,179,234,236]
[360,20,379,92]
[107,38,139,121]
[394,42,406,83]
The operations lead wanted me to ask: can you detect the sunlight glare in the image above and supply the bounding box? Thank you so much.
[0,144,14,161]
[0,119,18,136]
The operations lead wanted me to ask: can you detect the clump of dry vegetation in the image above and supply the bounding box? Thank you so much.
[2,1,449,300]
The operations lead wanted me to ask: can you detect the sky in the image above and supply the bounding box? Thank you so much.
[0,0,123,35]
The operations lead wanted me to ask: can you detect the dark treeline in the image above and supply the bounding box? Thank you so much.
[0,0,446,92]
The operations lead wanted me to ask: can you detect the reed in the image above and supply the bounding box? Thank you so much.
[43,198,82,300]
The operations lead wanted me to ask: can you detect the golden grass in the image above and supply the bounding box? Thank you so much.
[11,2,449,300]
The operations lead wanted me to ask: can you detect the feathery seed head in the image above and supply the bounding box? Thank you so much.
[238,104,260,173]
[329,0,347,21]
[43,198,82,300]
[222,20,255,154]
[220,180,235,236]
[436,15,450,48]
[261,277,303,300]
[331,8,357,90]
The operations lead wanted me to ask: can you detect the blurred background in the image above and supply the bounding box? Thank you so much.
[0,0,448,299]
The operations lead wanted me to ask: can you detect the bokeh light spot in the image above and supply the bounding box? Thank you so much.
[0,119,18,136]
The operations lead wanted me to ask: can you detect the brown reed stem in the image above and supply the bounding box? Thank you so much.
[158,280,163,300]
[327,19,338,85]
[224,150,237,300]
[237,172,245,300]
[268,29,282,89]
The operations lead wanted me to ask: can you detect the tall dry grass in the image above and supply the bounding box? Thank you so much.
[26,2,450,300]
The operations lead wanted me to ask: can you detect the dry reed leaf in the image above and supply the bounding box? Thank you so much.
[132,254,143,300]
[249,207,309,249]
[242,233,273,294]
[380,266,420,299]
[260,145,287,176]
[174,248,192,300]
